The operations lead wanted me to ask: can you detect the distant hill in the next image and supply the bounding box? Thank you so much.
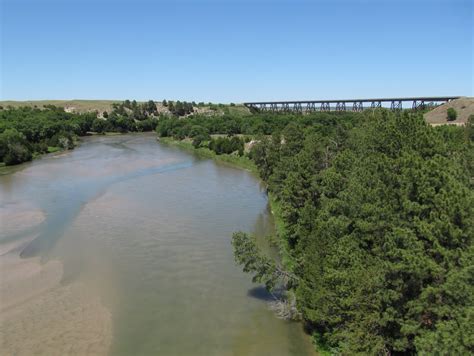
[0,100,250,117]
[5,98,471,125]
[424,97,474,126]
[0,100,120,113]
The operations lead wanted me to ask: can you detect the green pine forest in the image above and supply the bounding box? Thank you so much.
[1,103,472,354]
[158,108,474,355]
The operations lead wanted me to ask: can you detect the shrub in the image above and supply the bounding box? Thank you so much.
[192,134,208,148]
[48,131,75,149]
[92,118,108,133]
[0,129,33,165]
[447,108,457,121]
[209,136,244,155]
[189,125,210,139]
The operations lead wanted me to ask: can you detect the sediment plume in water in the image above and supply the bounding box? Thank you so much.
[0,206,112,355]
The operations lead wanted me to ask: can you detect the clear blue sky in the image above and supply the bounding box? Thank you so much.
[1,0,472,102]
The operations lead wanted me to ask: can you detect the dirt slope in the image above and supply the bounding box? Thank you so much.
[424,97,474,126]
[0,100,119,113]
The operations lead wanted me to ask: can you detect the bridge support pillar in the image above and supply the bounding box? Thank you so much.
[412,100,425,111]
[293,103,302,113]
[371,101,382,109]
[320,102,330,112]
[391,100,402,111]
[243,96,458,114]
[352,101,363,112]
[306,102,316,113]
[336,102,346,112]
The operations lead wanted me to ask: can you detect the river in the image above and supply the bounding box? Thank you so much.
[0,133,315,355]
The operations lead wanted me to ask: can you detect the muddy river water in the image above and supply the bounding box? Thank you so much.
[0,133,314,355]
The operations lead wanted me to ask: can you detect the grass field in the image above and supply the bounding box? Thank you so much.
[0,100,120,113]
[0,100,251,116]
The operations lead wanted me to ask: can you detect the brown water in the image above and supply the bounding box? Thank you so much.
[0,133,315,355]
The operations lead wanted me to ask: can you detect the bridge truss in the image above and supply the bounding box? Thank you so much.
[243,97,460,113]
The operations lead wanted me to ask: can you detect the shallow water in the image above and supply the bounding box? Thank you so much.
[0,134,314,355]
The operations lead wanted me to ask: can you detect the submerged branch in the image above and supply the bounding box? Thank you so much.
[232,231,301,320]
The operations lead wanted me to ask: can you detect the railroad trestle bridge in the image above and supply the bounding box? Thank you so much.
[244,96,460,113]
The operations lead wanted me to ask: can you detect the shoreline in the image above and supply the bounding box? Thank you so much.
[157,136,324,353]
[158,137,259,175]
[0,205,112,355]
[1,134,318,354]
[157,136,294,268]
[0,131,156,174]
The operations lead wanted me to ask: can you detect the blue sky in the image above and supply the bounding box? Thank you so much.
[1,0,472,102]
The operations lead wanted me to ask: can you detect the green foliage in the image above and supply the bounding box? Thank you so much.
[91,118,108,133]
[189,126,210,148]
[227,110,473,354]
[0,128,33,165]
[155,111,353,140]
[467,115,474,142]
[47,146,61,153]
[109,99,160,124]
[136,118,158,132]
[192,135,205,148]
[6,100,469,354]
[106,114,136,133]
[145,100,157,114]
[209,136,244,155]
[0,99,162,165]
[159,137,257,173]
[189,125,210,139]
[48,131,75,149]
[447,107,458,121]
[0,107,94,164]
[169,100,194,116]
[232,232,297,290]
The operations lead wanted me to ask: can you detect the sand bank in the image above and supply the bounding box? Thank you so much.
[0,207,112,355]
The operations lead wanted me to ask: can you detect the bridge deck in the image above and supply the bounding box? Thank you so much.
[244,96,460,112]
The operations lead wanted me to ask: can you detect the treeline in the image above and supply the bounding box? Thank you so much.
[103,99,160,132]
[156,112,361,138]
[0,100,161,165]
[0,107,96,165]
[157,108,474,354]
[231,111,474,354]
[156,112,360,157]
[0,98,235,166]
[162,100,195,116]
[110,99,157,121]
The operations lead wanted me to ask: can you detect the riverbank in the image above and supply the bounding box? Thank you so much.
[158,137,258,175]
[0,146,72,175]
[157,136,327,354]
[0,132,129,174]
[157,136,294,274]
[1,133,316,355]
[158,137,296,267]
[0,202,112,354]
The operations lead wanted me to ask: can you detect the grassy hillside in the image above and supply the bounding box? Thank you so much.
[424,97,474,126]
[0,100,251,116]
[0,100,120,113]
